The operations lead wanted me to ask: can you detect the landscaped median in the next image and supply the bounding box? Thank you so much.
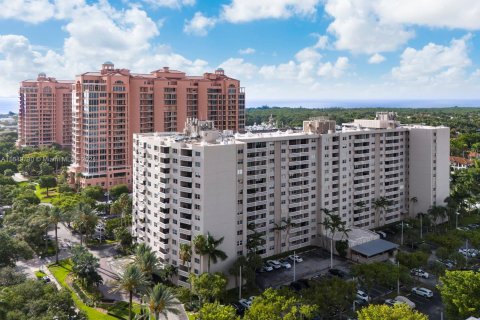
[48,259,136,320]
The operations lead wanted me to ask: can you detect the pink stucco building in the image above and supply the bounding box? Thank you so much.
[17,73,73,148]
[69,62,245,189]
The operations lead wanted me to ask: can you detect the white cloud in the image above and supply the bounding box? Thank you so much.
[239,48,256,55]
[325,0,414,54]
[391,36,471,84]
[317,57,349,78]
[368,53,386,64]
[313,35,329,49]
[374,0,480,30]
[183,12,217,36]
[140,0,195,9]
[221,0,320,23]
[0,0,55,23]
[218,58,258,80]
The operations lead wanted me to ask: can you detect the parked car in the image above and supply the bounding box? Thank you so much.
[329,268,348,278]
[259,265,273,272]
[231,302,245,316]
[410,268,429,279]
[279,259,292,269]
[376,231,387,239]
[411,287,433,298]
[437,259,455,269]
[239,298,252,309]
[266,260,282,269]
[42,276,51,283]
[395,296,416,308]
[356,290,370,302]
[384,298,397,307]
[288,254,303,263]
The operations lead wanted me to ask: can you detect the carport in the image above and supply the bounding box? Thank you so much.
[350,239,398,263]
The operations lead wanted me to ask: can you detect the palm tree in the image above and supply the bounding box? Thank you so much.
[281,217,293,252]
[427,205,447,233]
[246,222,264,254]
[135,250,160,280]
[193,233,228,273]
[48,206,64,264]
[179,243,192,273]
[110,265,149,320]
[145,283,180,320]
[373,197,392,227]
[320,211,344,269]
[71,202,98,245]
[410,196,418,215]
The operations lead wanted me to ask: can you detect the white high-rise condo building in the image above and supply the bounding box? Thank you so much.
[132,113,449,286]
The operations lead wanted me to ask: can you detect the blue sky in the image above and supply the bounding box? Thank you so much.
[1,0,480,110]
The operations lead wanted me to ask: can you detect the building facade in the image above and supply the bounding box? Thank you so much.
[132,114,449,286]
[69,62,245,189]
[17,73,73,148]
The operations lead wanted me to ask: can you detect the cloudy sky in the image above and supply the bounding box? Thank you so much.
[1,0,480,108]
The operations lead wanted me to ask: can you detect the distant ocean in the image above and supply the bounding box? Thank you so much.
[2,97,480,115]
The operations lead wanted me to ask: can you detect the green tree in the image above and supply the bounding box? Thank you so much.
[373,197,392,227]
[47,206,64,263]
[195,302,239,320]
[0,161,17,173]
[0,280,85,320]
[71,202,98,245]
[228,255,248,288]
[81,185,104,200]
[190,272,227,304]
[115,226,133,252]
[397,251,429,269]
[39,161,53,176]
[109,184,129,198]
[427,205,447,233]
[38,175,57,197]
[145,283,180,320]
[71,245,103,287]
[111,264,149,320]
[357,304,428,320]
[303,276,356,318]
[193,233,228,273]
[179,243,192,273]
[0,230,33,267]
[244,288,317,320]
[320,209,347,268]
[438,270,480,319]
[3,169,13,176]
[134,245,160,281]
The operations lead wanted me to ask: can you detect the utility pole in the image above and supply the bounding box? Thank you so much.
[397,260,400,295]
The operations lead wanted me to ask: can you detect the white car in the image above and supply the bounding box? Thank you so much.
[288,254,303,263]
[412,287,433,298]
[356,290,370,302]
[279,259,292,269]
[410,268,429,279]
[239,298,252,309]
[266,260,282,269]
[260,265,273,272]
[395,296,416,309]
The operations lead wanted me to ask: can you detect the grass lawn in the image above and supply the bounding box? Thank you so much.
[48,260,119,320]
[35,270,47,279]
[35,184,59,203]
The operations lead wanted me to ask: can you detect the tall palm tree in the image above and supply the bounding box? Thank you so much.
[48,206,64,264]
[110,264,149,320]
[145,283,180,320]
[71,202,98,245]
[320,211,344,269]
[193,233,228,273]
[410,196,418,214]
[179,243,192,273]
[281,217,293,252]
[373,197,392,227]
[246,222,265,254]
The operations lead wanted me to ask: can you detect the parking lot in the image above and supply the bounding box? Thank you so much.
[255,248,348,289]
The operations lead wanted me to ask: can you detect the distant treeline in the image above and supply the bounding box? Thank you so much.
[246,106,480,134]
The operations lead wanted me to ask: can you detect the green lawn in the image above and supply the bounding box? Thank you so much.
[48,260,119,320]
[35,184,59,203]
[35,270,47,279]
